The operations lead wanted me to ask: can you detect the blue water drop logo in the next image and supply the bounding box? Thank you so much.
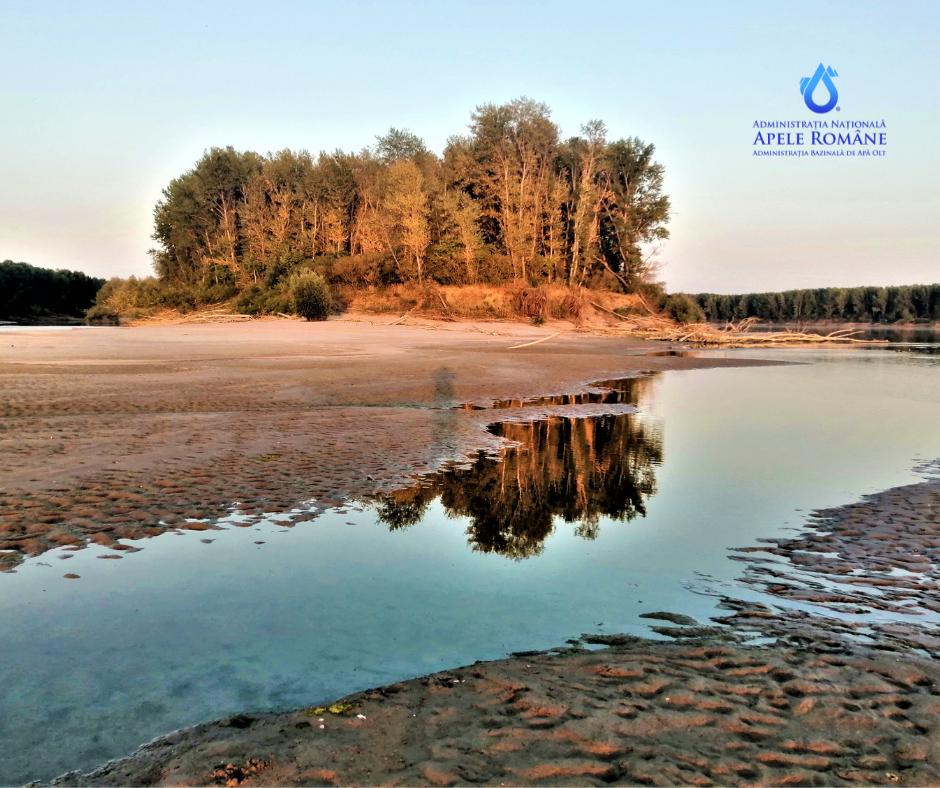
[800,63,839,113]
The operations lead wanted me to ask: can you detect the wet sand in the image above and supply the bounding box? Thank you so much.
[52,636,940,787]
[721,472,940,657]
[8,320,940,785]
[0,318,764,571]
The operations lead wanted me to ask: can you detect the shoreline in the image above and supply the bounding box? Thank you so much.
[5,320,940,785]
[0,319,772,572]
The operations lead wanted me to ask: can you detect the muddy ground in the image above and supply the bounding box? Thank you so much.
[7,319,940,785]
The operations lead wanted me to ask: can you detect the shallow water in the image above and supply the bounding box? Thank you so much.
[4,347,940,782]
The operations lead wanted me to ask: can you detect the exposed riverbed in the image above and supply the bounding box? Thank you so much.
[3,332,940,783]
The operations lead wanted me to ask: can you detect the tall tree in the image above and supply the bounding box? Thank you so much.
[458,98,560,281]
[385,160,431,282]
[597,138,670,288]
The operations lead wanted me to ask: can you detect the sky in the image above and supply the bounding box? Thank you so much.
[0,0,937,294]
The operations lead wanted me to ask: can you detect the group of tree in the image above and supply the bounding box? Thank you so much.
[147,98,671,306]
[693,285,940,324]
[0,260,104,322]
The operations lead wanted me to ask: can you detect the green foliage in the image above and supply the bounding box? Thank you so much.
[85,305,121,325]
[664,293,705,323]
[693,285,940,324]
[91,275,234,315]
[290,271,332,321]
[234,285,294,316]
[0,260,104,321]
[327,252,389,287]
[613,304,644,318]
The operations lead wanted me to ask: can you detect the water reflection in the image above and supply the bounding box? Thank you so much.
[377,402,663,559]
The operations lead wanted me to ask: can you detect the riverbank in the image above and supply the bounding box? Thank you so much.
[51,475,940,787]
[53,624,940,786]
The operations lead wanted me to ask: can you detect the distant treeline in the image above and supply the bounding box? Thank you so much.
[0,260,104,321]
[693,285,940,324]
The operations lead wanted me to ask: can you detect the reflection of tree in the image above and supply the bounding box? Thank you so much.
[377,411,663,559]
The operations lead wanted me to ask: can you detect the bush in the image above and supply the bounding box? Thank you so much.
[330,253,385,287]
[476,253,513,284]
[637,281,668,310]
[85,305,121,325]
[290,271,332,321]
[613,304,644,318]
[664,293,705,324]
[234,285,294,316]
[554,290,585,320]
[512,286,548,318]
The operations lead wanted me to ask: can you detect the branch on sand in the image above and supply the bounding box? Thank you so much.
[508,331,564,350]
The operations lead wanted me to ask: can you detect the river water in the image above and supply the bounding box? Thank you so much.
[3,344,940,782]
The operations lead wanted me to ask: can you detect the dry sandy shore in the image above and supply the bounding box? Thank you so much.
[5,319,940,786]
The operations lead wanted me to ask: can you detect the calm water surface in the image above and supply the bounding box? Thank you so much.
[3,347,940,782]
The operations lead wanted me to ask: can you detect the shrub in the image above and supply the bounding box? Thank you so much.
[513,286,548,318]
[613,304,644,318]
[234,287,264,315]
[557,290,585,320]
[477,253,513,284]
[624,280,666,310]
[330,253,385,287]
[85,305,121,325]
[290,271,332,321]
[664,293,705,324]
[234,285,294,316]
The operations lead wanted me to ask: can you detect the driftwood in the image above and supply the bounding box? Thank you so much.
[589,299,632,321]
[597,315,889,346]
[387,304,422,326]
[508,331,564,350]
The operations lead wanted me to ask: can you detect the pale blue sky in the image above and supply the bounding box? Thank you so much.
[1,0,937,292]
